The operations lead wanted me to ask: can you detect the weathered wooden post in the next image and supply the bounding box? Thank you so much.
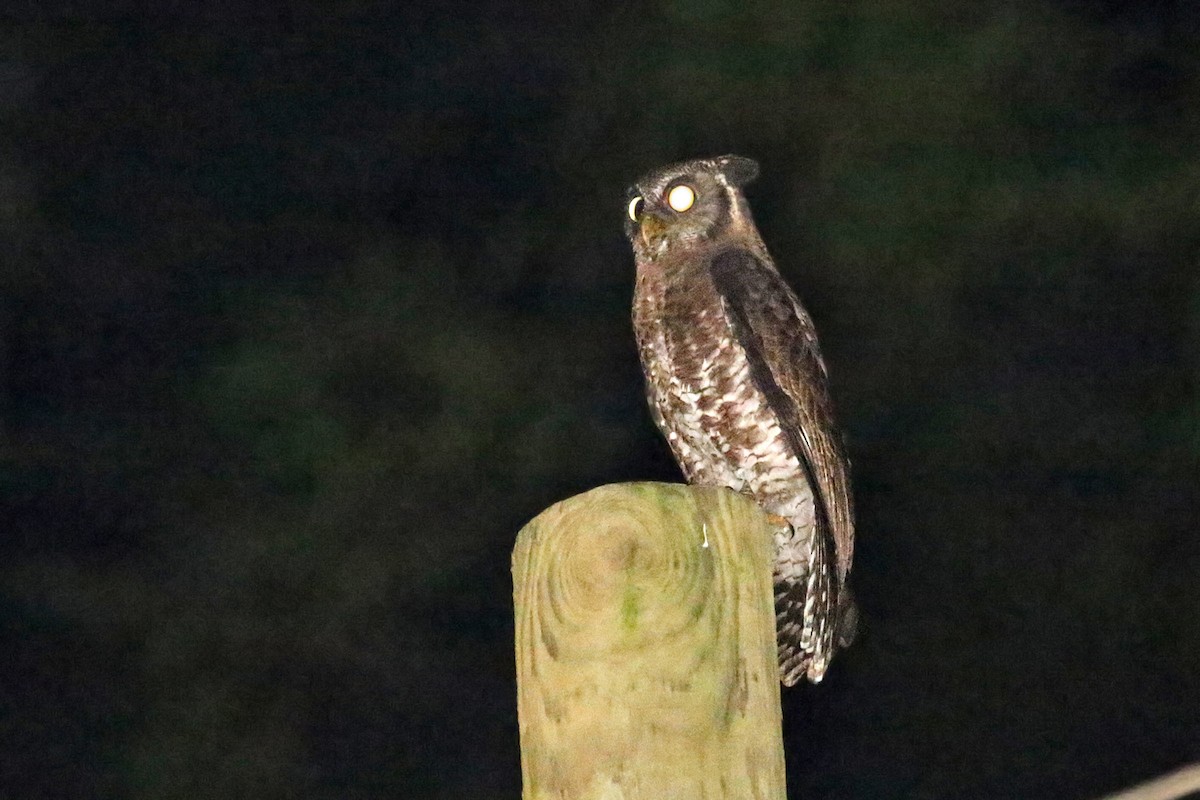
[512,482,787,800]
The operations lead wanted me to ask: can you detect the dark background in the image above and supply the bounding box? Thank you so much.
[2,3,1198,798]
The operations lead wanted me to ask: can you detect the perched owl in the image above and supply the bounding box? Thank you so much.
[625,155,856,685]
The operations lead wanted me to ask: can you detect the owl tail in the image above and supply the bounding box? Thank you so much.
[772,515,838,686]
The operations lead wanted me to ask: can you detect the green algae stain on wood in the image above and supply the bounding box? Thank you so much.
[620,582,641,633]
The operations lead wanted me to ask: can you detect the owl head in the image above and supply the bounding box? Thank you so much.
[624,154,760,259]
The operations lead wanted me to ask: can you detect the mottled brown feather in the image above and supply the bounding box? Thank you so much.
[709,248,855,581]
[627,155,856,684]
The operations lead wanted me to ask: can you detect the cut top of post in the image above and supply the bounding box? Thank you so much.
[512,482,787,800]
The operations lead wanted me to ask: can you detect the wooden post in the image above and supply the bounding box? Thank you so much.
[512,482,787,800]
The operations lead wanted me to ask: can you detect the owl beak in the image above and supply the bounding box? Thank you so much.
[639,213,666,248]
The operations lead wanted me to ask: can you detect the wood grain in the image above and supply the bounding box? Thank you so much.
[512,482,786,800]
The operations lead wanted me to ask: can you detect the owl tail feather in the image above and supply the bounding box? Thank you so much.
[772,514,838,686]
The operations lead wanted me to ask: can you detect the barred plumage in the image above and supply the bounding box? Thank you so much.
[625,155,856,685]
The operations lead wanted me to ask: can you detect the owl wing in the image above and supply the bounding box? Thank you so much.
[710,247,856,681]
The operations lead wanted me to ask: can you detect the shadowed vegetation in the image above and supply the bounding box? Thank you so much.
[2,3,1198,798]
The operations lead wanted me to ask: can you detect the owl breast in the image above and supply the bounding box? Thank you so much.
[635,285,816,533]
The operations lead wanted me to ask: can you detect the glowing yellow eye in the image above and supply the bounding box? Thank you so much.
[667,184,695,212]
[627,196,644,222]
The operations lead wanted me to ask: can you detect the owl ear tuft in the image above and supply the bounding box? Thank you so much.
[716,155,759,187]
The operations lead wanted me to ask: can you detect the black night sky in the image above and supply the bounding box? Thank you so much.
[2,4,1198,799]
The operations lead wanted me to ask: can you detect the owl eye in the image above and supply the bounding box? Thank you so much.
[628,196,644,222]
[666,184,696,213]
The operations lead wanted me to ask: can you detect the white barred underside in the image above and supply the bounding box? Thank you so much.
[639,306,834,683]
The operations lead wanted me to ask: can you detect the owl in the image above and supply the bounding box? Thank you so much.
[625,155,856,685]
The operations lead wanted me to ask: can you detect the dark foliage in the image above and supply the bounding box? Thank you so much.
[2,3,1198,798]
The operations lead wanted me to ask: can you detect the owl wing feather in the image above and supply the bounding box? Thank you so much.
[710,247,856,681]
